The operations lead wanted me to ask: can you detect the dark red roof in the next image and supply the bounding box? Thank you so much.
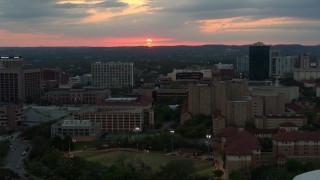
[225,131,260,155]
[279,122,298,127]
[247,128,279,135]
[220,126,238,137]
[285,103,304,113]
[272,132,320,141]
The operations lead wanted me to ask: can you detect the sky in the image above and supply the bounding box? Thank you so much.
[0,0,319,47]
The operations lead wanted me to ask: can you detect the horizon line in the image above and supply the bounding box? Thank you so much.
[0,43,319,48]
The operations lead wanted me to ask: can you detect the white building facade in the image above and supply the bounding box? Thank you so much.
[91,62,134,88]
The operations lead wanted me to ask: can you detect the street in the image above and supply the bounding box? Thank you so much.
[1,134,29,178]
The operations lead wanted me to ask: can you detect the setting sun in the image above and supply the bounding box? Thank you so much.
[146,39,153,46]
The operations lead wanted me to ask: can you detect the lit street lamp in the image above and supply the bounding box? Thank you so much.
[134,127,141,149]
[206,134,211,156]
[170,130,175,153]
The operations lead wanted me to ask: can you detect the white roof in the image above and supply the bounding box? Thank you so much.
[293,170,320,180]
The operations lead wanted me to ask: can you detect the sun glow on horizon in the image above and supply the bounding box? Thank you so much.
[146,38,153,46]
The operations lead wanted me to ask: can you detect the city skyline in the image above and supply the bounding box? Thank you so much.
[0,0,320,47]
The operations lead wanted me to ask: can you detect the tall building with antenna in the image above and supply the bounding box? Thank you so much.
[249,42,271,80]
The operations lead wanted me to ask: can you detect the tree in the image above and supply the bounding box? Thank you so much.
[285,159,304,173]
[299,108,316,124]
[258,137,273,150]
[213,169,224,179]
[244,121,256,130]
[159,160,195,180]
[176,114,212,138]
[229,170,241,180]
[0,140,10,161]
[0,168,20,180]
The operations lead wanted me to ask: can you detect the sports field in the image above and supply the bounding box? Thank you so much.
[75,150,214,176]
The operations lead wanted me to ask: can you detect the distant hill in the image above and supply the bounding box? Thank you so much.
[0,45,319,63]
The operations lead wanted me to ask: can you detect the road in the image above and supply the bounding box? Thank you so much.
[1,134,29,178]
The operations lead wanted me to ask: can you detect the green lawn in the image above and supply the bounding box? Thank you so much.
[76,150,214,176]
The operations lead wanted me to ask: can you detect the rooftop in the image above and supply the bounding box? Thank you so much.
[97,94,152,107]
[273,132,320,141]
[225,131,260,155]
[279,122,298,127]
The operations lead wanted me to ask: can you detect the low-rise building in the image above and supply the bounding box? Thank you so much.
[72,94,154,132]
[45,87,110,104]
[224,131,261,178]
[272,132,320,163]
[51,119,101,141]
[254,114,307,129]
[73,106,144,133]
[293,68,320,81]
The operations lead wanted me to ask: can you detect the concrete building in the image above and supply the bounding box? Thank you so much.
[188,84,214,115]
[41,68,63,83]
[69,76,81,84]
[167,68,212,81]
[214,63,236,79]
[187,79,248,118]
[80,74,92,86]
[51,119,101,141]
[0,56,23,69]
[251,90,285,116]
[226,79,249,101]
[0,104,24,130]
[249,42,271,80]
[251,86,299,103]
[269,55,297,77]
[212,81,227,115]
[91,62,134,88]
[254,114,307,129]
[212,111,226,135]
[236,56,249,78]
[45,87,110,104]
[296,54,310,69]
[0,68,41,102]
[293,68,320,81]
[226,100,251,127]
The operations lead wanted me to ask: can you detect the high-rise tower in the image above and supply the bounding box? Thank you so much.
[249,42,270,80]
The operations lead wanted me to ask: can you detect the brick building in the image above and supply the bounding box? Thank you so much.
[272,132,320,165]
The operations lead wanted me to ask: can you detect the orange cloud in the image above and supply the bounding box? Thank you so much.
[196,16,319,33]
[74,0,153,24]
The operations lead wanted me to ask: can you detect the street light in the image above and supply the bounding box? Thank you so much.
[206,134,211,157]
[134,127,141,149]
[170,130,175,153]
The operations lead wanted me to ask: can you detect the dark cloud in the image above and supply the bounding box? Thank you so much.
[0,0,90,20]
[148,0,320,20]
[55,0,128,9]
[94,0,128,8]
